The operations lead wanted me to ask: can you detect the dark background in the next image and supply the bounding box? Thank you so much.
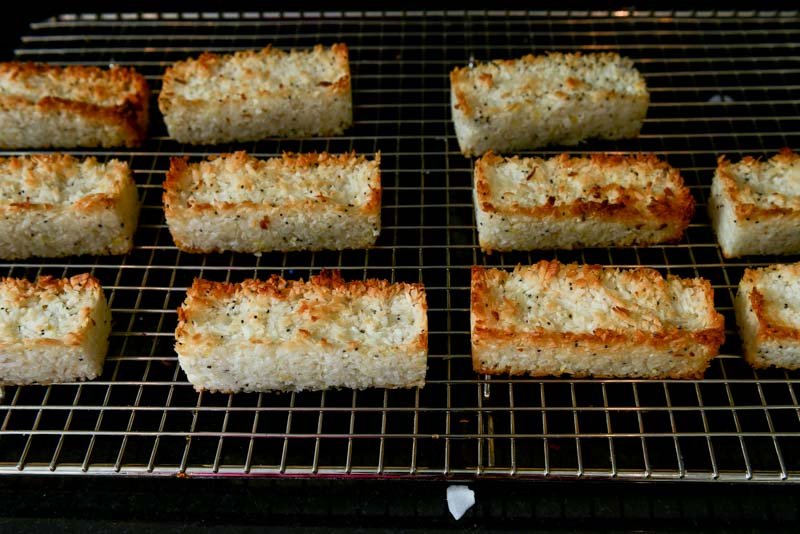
[2,476,800,531]
[4,0,798,56]
[2,1,800,531]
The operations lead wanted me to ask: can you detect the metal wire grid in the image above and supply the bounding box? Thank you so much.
[0,9,799,481]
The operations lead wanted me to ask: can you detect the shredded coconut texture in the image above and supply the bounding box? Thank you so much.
[481,154,679,210]
[172,152,375,208]
[480,265,715,334]
[709,149,800,258]
[0,274,111,386]
[167,47,346,100]
[723,150,800,210]
[0,280,94,340]
[175,273,428,392]
[450,52,648,155]
[736,263,800,370]
[0,155,128,205]
[471,262,724,379]
[0,64,144,107]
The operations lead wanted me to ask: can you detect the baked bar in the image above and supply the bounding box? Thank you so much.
[0,62,149,148]
[709,148,800,258]
[163,151,380,253]
[0,274,111,385]
[450,52,648,156]
[0,154,139,260]
[736,262,800,370]
[175,271,428,392]
[158,44,352,144]
[471,261,724,379]
[474,152,694,252]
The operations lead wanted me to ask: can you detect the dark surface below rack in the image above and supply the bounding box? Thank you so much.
[2,477,800,531]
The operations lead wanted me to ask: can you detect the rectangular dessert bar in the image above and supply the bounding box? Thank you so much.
[0,154,140,260]
[450,52,648,156]
[471,261,725,379]
[0,274,111,386]
[473,152,694,253]
[736,262,800,370]
[163,151,380,253]
[0,62,149,148]
[175,271,428,392]
[158,44,352,144]
[709,148,800,258]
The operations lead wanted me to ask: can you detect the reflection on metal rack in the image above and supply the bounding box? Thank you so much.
[1,9,800,481]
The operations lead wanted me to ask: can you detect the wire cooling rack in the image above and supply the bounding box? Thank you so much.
[1,9,800,481]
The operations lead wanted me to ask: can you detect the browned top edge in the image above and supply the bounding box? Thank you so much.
[0,153,130,213]
[0,273,103,348]
[743,263,800,342]
[473,151,695,228]
[716,148,800,220]
[159,43,351,111]
[0,272,101,293]
[163,150,381,216]
[0,62,149,147]
[471,260,724,353]
[449,51,647,120]
[176,270,427,352]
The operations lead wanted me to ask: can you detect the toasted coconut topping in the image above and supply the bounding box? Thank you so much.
[0,62,147,108]
[164,151,379,210]
[717,148,800,214]
[0,154,130,205]
[177,270,427,351]
[0,274,102,342]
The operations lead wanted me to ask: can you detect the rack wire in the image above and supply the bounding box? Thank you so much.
[1,9,800,481]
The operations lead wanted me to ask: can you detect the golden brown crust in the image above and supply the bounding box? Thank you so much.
[472,322,723,350]
[176,270,427,353]
[0,154,129,216]
[184,269,425,307]
[471,261,725,377]
[160,43,350,111]
[162,156,189,216]
[330,43,351,95]
[717,148,800,221]
[450,52,645,120]
[449,68,471,115]
[474,152,694,236]
[0,273,102,349]
[470,362,708,380]
[0,62,149,147]
[0,62,147,99]
[774,147,800,165]
[163,43,349,80]
[163,150,381,218]
[744,264,800,343]
[0,272,101,295]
